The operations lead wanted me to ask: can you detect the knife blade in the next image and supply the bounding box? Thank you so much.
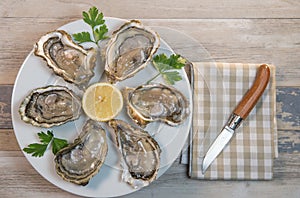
[201,64,271,174]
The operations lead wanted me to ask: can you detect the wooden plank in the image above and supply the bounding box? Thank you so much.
[0,178,298,198]
[278,130,300,154]
[0,130,20,151]
[0,152,77,197]
[0,85,12,128]
[0,0,300,19]
[274,153,300,179]
[277,87,300,131]
[0,18,299,86]
[0,151,299,198]
[127,177,300,198]
[142,19,300,87]
[0,17,66,85]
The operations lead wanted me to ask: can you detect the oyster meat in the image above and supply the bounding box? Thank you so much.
[34,30,97,89]
[125,83,190,127]
[105,20,160,83]
[19,85,81,128]
[54,119,108,186]
[108,119,161,189]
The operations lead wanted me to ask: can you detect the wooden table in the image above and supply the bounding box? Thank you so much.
[1,1,300,197]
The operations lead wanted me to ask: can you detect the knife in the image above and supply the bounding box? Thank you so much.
[201,64,270,174]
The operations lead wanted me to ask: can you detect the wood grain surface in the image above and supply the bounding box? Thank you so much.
[1,0,300,198]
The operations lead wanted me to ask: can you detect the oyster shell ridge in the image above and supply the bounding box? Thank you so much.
[34,30,97,89]
[54,119,108,186]
[125,83,190,127]
[19,85,82,128]
[104,20,160,83]
[108,119,161,189]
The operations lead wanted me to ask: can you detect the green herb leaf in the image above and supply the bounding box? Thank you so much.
[73,6,109,45]
[52,138,68,155]
[148,53,187,84]
[153,62,172,73]
[23,143,48,157]
[153,53,168,64]
[72,32,93,44]
[23,130,69,157]
[94,24,109,42]
[37,130,53,144]
[153,54,186,69]
[162,71,182,85]
[83,7,105,29]
[168,54,186,68]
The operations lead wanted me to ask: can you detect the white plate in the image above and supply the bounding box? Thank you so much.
[11,17,192,197]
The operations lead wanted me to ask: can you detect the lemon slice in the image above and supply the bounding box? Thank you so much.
[82,83,123,121]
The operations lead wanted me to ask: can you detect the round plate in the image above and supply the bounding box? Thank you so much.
[11,17,192,197]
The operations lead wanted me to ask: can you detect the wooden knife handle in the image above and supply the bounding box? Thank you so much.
[233,64,270,119]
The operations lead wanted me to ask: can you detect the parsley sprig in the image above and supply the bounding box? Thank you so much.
[147,53,186,85]
[23,130,68,157]
[73,6,108,44]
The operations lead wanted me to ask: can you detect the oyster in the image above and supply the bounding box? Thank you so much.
[108,119,161,189]
[125,83,190,127]
[19,85,81,128]
[54,119,108,186]
[34,30,97,89]
[105,20,160,83]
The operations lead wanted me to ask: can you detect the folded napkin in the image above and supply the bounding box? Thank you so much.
[187,62,277,180]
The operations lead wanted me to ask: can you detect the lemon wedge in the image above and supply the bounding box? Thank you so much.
[82,83,123,121]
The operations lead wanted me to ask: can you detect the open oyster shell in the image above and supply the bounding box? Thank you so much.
[104,20,160,83]
[54,119,108,186]
[108,119,161,189]
[19,85,81,128]
[125,83,190,127]
[34,30,97,89]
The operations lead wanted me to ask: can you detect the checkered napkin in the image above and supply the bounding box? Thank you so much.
[188,62,277,180]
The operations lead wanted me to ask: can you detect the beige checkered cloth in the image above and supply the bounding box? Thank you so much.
[189,62,277,180]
